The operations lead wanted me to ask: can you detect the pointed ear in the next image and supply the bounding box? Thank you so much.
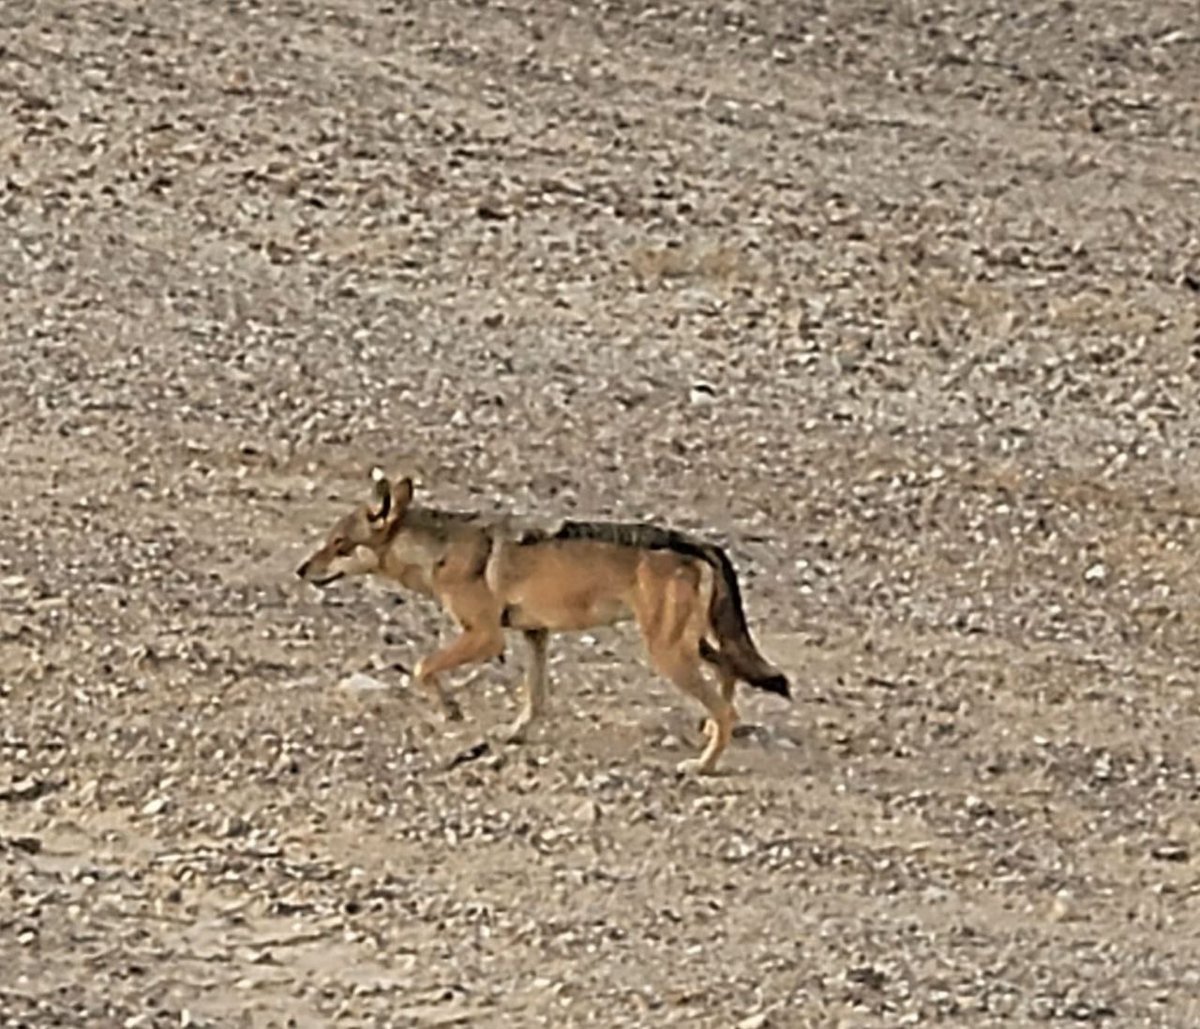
[393,476,414,510]
[368,466,392,522]
[368,468,413,524]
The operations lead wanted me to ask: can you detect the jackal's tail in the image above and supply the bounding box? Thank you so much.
[691,543,790,699]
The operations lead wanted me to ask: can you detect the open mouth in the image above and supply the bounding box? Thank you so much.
[308,572,344,587]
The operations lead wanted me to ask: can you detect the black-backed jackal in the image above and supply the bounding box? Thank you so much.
[297,469,789,774]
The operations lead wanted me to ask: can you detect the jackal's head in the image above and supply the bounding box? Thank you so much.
[296,468,413,586]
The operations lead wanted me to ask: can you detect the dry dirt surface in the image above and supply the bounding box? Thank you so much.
[3,1,1200,1026]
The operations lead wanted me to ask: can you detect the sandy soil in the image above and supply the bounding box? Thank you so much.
[3,1,1200,1026]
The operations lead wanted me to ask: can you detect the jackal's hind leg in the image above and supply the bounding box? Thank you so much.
[645,632,736,774]
[635,558,736,773]
[672,667,736,775]
[699,667,739,741]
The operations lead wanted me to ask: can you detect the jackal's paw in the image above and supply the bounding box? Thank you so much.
[503,718,531,745]
[675,756,718,777]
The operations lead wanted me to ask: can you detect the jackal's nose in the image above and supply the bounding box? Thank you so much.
[295,560,310,579]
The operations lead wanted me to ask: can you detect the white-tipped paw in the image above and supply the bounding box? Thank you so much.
[676,757,717,776]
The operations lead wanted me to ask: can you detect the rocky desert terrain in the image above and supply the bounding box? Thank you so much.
[2,1,1200,1025]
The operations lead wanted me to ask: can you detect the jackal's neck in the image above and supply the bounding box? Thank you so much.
[377,543,438,598]
[375,505,488,598]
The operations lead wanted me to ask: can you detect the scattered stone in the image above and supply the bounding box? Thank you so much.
[445,741,491,770]
[2,834,43,854]
[1150,842,1190,863]
[338,672,391,692]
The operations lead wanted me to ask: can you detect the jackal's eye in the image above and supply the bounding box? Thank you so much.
[331,536,351,554]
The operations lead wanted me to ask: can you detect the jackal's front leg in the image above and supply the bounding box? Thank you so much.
[413,627,505,722]
[505,628,549,744]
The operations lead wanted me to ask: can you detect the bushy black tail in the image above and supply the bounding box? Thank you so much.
[698,637,790,697]
[690,544,790,699]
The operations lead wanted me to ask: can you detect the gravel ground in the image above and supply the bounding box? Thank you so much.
[2,1,1200,1026]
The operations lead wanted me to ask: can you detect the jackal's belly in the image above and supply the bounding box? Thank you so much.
[503,595,632,632]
